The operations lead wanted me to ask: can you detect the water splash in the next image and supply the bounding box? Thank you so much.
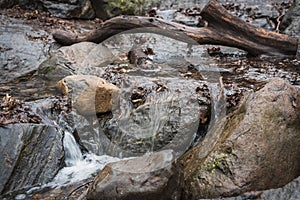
[50,153,120,186]
[48,131,120,187]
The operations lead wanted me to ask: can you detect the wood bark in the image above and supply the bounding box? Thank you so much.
[53,0,298,57]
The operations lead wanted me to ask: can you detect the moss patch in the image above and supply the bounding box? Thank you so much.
[106,0,149,16]
[40,65,56,74]
[202,152,232,175]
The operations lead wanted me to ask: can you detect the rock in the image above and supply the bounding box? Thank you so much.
[173,11,200,27]
[38,42,115,83]
[0,0,17,8]
[258,176,300,200]
[90,0,147,20]
[1,0,95,19]
[280,0,300,39]
[87,149,183,200]
[37,54,76,85]
[0,124,64,194]
[181,78,300,199]
[223,176,300,200]
[40,0,95,19]
[57,75,120,115]
[58,42,115,69]
[0,16,51,83]
[101,76,205,158]
[0,0,42,9]
[89,0,109,20]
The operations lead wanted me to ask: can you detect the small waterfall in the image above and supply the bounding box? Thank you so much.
[48,130,120,187]
[63,131,83,166]
[57,113,84,166]
[208,78,226,124]
[208,77,226,132]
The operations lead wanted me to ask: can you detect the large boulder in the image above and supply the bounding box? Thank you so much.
[180,78,300,199]
[100,76,206,158]
[57,75,120,115]
[222,175,300,200]
[87,149,183,200]
[0,124,64,194]
[59,77,207,158]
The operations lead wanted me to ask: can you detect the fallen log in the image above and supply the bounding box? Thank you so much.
[53,0,298,57]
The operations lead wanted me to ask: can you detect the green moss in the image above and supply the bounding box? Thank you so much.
[203,153,229,173]
[40,65,56,74]
[201,102,247,175]
[21,146,29,155]
[106,0,149,16]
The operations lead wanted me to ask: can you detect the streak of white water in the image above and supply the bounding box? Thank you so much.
[209,78,226,123]
[63,131,83,166]
[48,131,121,187]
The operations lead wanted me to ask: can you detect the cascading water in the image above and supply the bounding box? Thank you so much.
[63,131,83,166]
[208,79,226,124]
[24,31,225,194]
[49,131,120,187]
[27,99,123,188]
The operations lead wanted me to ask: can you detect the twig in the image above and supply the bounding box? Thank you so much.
[66,180,93,198]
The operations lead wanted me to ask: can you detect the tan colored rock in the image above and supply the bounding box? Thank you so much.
[57,75,120,115]
[181,78,300,199]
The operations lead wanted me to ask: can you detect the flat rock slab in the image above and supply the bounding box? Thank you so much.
[0,124,64,194]
[0,16,51,83]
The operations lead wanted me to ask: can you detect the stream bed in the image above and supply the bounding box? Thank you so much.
[0,0,299,199]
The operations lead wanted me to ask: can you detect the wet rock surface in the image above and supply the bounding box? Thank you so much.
[222,175,300,200]
[102,77,206,157]
[57,42,115,69]
[57,75,120,115]
[87,149,183,200]
[0,124,64,194]
[181,78,300,199]
[0,15,51,84]
[258,176,300,200]
[280,0,300,39]
[0,0,299,199]
[0,0,95,19]
[40,0,95,19]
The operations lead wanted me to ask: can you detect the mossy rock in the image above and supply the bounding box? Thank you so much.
[180,78,300,199]
[92,0,150,20]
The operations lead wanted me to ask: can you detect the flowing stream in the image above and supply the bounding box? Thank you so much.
[39,32,226,186]
[48,131,121,187]
[63,131,83,166]
[1,1,299,199]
